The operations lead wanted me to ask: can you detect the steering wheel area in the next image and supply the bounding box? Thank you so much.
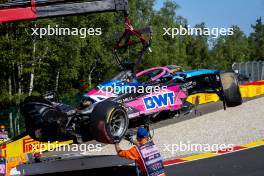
[136,67,173,84]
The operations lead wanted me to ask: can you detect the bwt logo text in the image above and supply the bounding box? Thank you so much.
[144,92,175,110]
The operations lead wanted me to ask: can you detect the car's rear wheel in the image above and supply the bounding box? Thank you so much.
[89,101,129,144]
[220,72,242,107]
[21,96,69,142]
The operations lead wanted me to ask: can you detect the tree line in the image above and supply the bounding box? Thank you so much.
[0,0,263,108]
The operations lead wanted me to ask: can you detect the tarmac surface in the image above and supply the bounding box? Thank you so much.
[165,145,264,176]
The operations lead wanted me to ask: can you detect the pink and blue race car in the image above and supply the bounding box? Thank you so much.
[21,18,242,144]
[21,65,242,144]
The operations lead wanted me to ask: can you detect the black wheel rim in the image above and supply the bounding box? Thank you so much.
[109,109,127,137]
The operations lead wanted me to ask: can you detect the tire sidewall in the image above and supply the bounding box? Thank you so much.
[220,72,242,107]
[90,101,129,144]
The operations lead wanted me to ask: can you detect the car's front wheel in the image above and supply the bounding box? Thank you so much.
[220,72,242,107]
[89,101,129,144]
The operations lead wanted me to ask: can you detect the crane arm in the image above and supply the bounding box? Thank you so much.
[0,0,128,23]
[0,0,151,72]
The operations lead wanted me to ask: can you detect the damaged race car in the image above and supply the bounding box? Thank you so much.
[20,17,242,144]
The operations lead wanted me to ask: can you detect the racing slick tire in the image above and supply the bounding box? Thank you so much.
[89,101,129,144]
[220,72,242,107]
[21,96,68,142]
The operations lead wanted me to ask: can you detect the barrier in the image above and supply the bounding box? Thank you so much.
[1,136,72,159]
[239,81,264,98]
[232,61,264,83]
[0,136,72,176]
[187,93,219,105]
[187,80,264,104]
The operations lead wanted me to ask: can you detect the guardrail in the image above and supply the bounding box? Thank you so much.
[232,61,264,83]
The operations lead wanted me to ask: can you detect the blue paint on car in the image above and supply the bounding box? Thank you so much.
[174,69,222,79]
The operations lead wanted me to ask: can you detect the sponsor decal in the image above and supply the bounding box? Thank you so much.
[23,137,40,153]
[143,92,175,110]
